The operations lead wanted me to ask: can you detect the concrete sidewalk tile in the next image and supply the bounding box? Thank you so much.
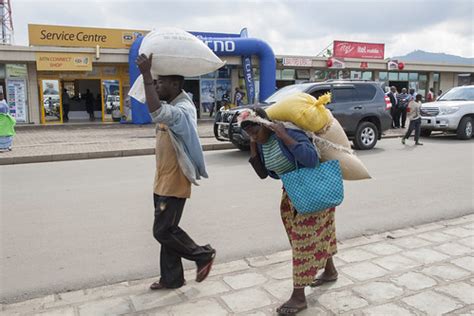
[434,242,472,256]
[130,291,182,312]
[179,280,230,300]
[391,272,437,291]
[221,288,273,313]
[442,227,474,238]
[359,303,415,316]
[457,236,474,248]
[410,222,445,234]
[223,272,267,290]
[318,290,369,313]
[390,236,432,249]
[77,297,133,315]
[402,290,463,315]
[263,279,293,300]
[314,273,354,290]
[34,306,76,316]
[372,254,420,271]
[442,217,473,226]
[386,227,417,238]
[332,255,347,267]
[85,282,148,301]
[167,298,228,316]
[359,242,403,256]
[451,256,474,272]
[337,235,384,249]
[265,262,292,280]
[247,250,292,267]
[435,282,474,305]
[298,305,328,316]
[402,248,450,264]
[3,295,55,313]
[43,289,87,308]
[210,260,250,276]
[336,248,378,263]
[417,231,455,243]
[421,263,471,282]
[352,281,404,303]
[237,311,268,316]
[340,262,389,281]
[463,222,474,230]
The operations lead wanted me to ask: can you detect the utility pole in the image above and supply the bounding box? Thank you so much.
[0,0,14,45]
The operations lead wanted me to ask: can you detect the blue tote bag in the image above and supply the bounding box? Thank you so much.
[280,160,344,214]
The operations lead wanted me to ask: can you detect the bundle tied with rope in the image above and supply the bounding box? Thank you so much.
[238,93,371,180]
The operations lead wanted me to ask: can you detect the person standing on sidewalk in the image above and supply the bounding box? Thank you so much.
[397,88,410,128]
[240,108,338,316]
[387,86,398,128]
[62,89,70,122]
[402,94,423,146]
[136,53,216,290]
[0,92,15,151]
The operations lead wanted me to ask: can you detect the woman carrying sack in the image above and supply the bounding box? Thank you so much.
[239,108,342,316]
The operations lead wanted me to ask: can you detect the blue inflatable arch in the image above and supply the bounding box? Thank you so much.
[127,35,276,124]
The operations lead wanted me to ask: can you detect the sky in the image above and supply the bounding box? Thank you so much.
[12,0,474,58]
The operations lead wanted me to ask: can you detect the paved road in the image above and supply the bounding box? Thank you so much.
[1,136,473,303]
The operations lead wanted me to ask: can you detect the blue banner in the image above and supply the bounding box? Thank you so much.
[240,28,255,104]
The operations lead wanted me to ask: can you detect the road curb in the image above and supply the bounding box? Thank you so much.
[0,143,236,165]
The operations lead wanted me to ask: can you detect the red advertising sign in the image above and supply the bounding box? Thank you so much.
[333,41,385,59]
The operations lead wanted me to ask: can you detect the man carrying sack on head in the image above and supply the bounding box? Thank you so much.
[136,53,216,290]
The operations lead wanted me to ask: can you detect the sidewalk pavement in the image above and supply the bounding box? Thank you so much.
[3,214,473,315]
[0,121,407,165]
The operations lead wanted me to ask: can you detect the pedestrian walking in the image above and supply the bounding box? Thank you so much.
[62,89,70,122]
[402,94,423,146]
[0,92,15,151]
[135,53,216,290]
[240,108,339,315]
[387,86,398,128]
[397,88,410,128]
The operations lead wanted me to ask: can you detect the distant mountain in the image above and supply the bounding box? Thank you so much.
[391,50,474,65]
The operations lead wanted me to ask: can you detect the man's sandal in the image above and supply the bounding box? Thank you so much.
[149,280,186,290]
[196,251,216,283]
[310,275,338,287]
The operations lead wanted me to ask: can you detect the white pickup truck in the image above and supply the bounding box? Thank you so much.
[420,85,474,139]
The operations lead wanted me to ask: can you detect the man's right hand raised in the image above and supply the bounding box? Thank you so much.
[136,53,153,75]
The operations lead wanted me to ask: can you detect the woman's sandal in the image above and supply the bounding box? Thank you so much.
[276,303,308,315]
[310,274,338,287]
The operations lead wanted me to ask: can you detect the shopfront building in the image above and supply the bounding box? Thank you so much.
[0,26,472,125]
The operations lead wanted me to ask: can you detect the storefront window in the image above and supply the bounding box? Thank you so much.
[0,64,5,79]
[362,71,373,80]
[281,69,295,80]
[351,71,362,80]
[275,69,282,80]
[217,66,231,78]
[388,72,398,81]
[296,69,310,80]
[378,72,388,81]
[419,74,428,81]
[201,71,216,79]
[399,73,408,81]
[433,73,440,82]
[409,73,418,81]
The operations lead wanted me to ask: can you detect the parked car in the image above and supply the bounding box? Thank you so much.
[214,80,392,150]
[420,85,474,139]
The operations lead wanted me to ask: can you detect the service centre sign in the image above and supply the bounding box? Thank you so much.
[333,41,385,59]
[28,24,147,49]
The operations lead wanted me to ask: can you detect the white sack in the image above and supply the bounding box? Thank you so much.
[129,27,225,103]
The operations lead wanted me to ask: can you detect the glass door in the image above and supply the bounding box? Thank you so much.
[101,79,122,122]
[40,79,62,124]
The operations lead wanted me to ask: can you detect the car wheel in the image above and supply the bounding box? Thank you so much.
[353,121,378,150]
[456,117,473,140]
[233,142,250,151]
[420,129,432,137]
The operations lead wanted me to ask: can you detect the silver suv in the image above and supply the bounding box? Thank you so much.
[420,85,474,139]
